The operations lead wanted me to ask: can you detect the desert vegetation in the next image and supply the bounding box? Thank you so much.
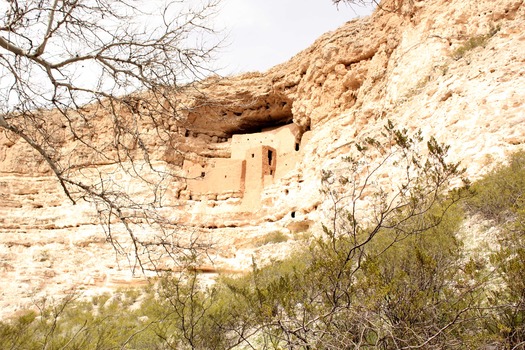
[452,26,500,60]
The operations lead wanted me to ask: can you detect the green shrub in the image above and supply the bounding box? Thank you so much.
[211,198,477,349]
[453,26,500,60]
[356,203,482,348]
[467,151,525,223]
[0,311,38,349]
[466,150,525,347]
[254,231,289,246]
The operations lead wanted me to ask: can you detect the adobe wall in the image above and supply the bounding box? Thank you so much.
[183,158,245,198]
[231,124,302,159]
[182,123,308,211]
[274,151,301,180]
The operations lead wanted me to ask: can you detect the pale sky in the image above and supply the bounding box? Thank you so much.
[214,0,375,74]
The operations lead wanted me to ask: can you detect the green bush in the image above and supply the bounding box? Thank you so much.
[468,151,525,223]
[467,151,525,347]
[254,231,289,246]
[0,291,163,350]
[0,310,38,349]
[355,203,480,348]
[453,26,499,60]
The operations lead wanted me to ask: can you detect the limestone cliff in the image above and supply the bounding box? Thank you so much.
[1,0,525,317]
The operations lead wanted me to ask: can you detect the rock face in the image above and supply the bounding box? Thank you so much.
[1,0,525,317]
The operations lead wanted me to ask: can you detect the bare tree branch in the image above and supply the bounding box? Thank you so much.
[0,0,223,271]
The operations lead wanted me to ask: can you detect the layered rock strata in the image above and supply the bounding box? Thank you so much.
[1,0,525,317]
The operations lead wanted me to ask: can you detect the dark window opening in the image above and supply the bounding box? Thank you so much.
[295,143,300,151]
[270,170,273,175]
[268,150,273,166]
[285,189,289,195]
[185,130,190,137]
[251,153,255,158]
[291,211,296,218]
[201,172,205,178]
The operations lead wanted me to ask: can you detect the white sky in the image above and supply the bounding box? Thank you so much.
[214,0,375,74]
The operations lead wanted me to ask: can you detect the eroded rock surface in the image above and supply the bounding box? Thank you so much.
[1,0,525,317]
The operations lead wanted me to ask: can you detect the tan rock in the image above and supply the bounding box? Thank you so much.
[2,0,525,317]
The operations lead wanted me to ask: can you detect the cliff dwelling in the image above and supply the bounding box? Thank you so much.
[182,123,310,212]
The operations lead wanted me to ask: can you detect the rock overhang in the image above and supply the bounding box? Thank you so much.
[178,78,296,137]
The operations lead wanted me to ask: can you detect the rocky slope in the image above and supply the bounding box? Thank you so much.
[1,0,525,317]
